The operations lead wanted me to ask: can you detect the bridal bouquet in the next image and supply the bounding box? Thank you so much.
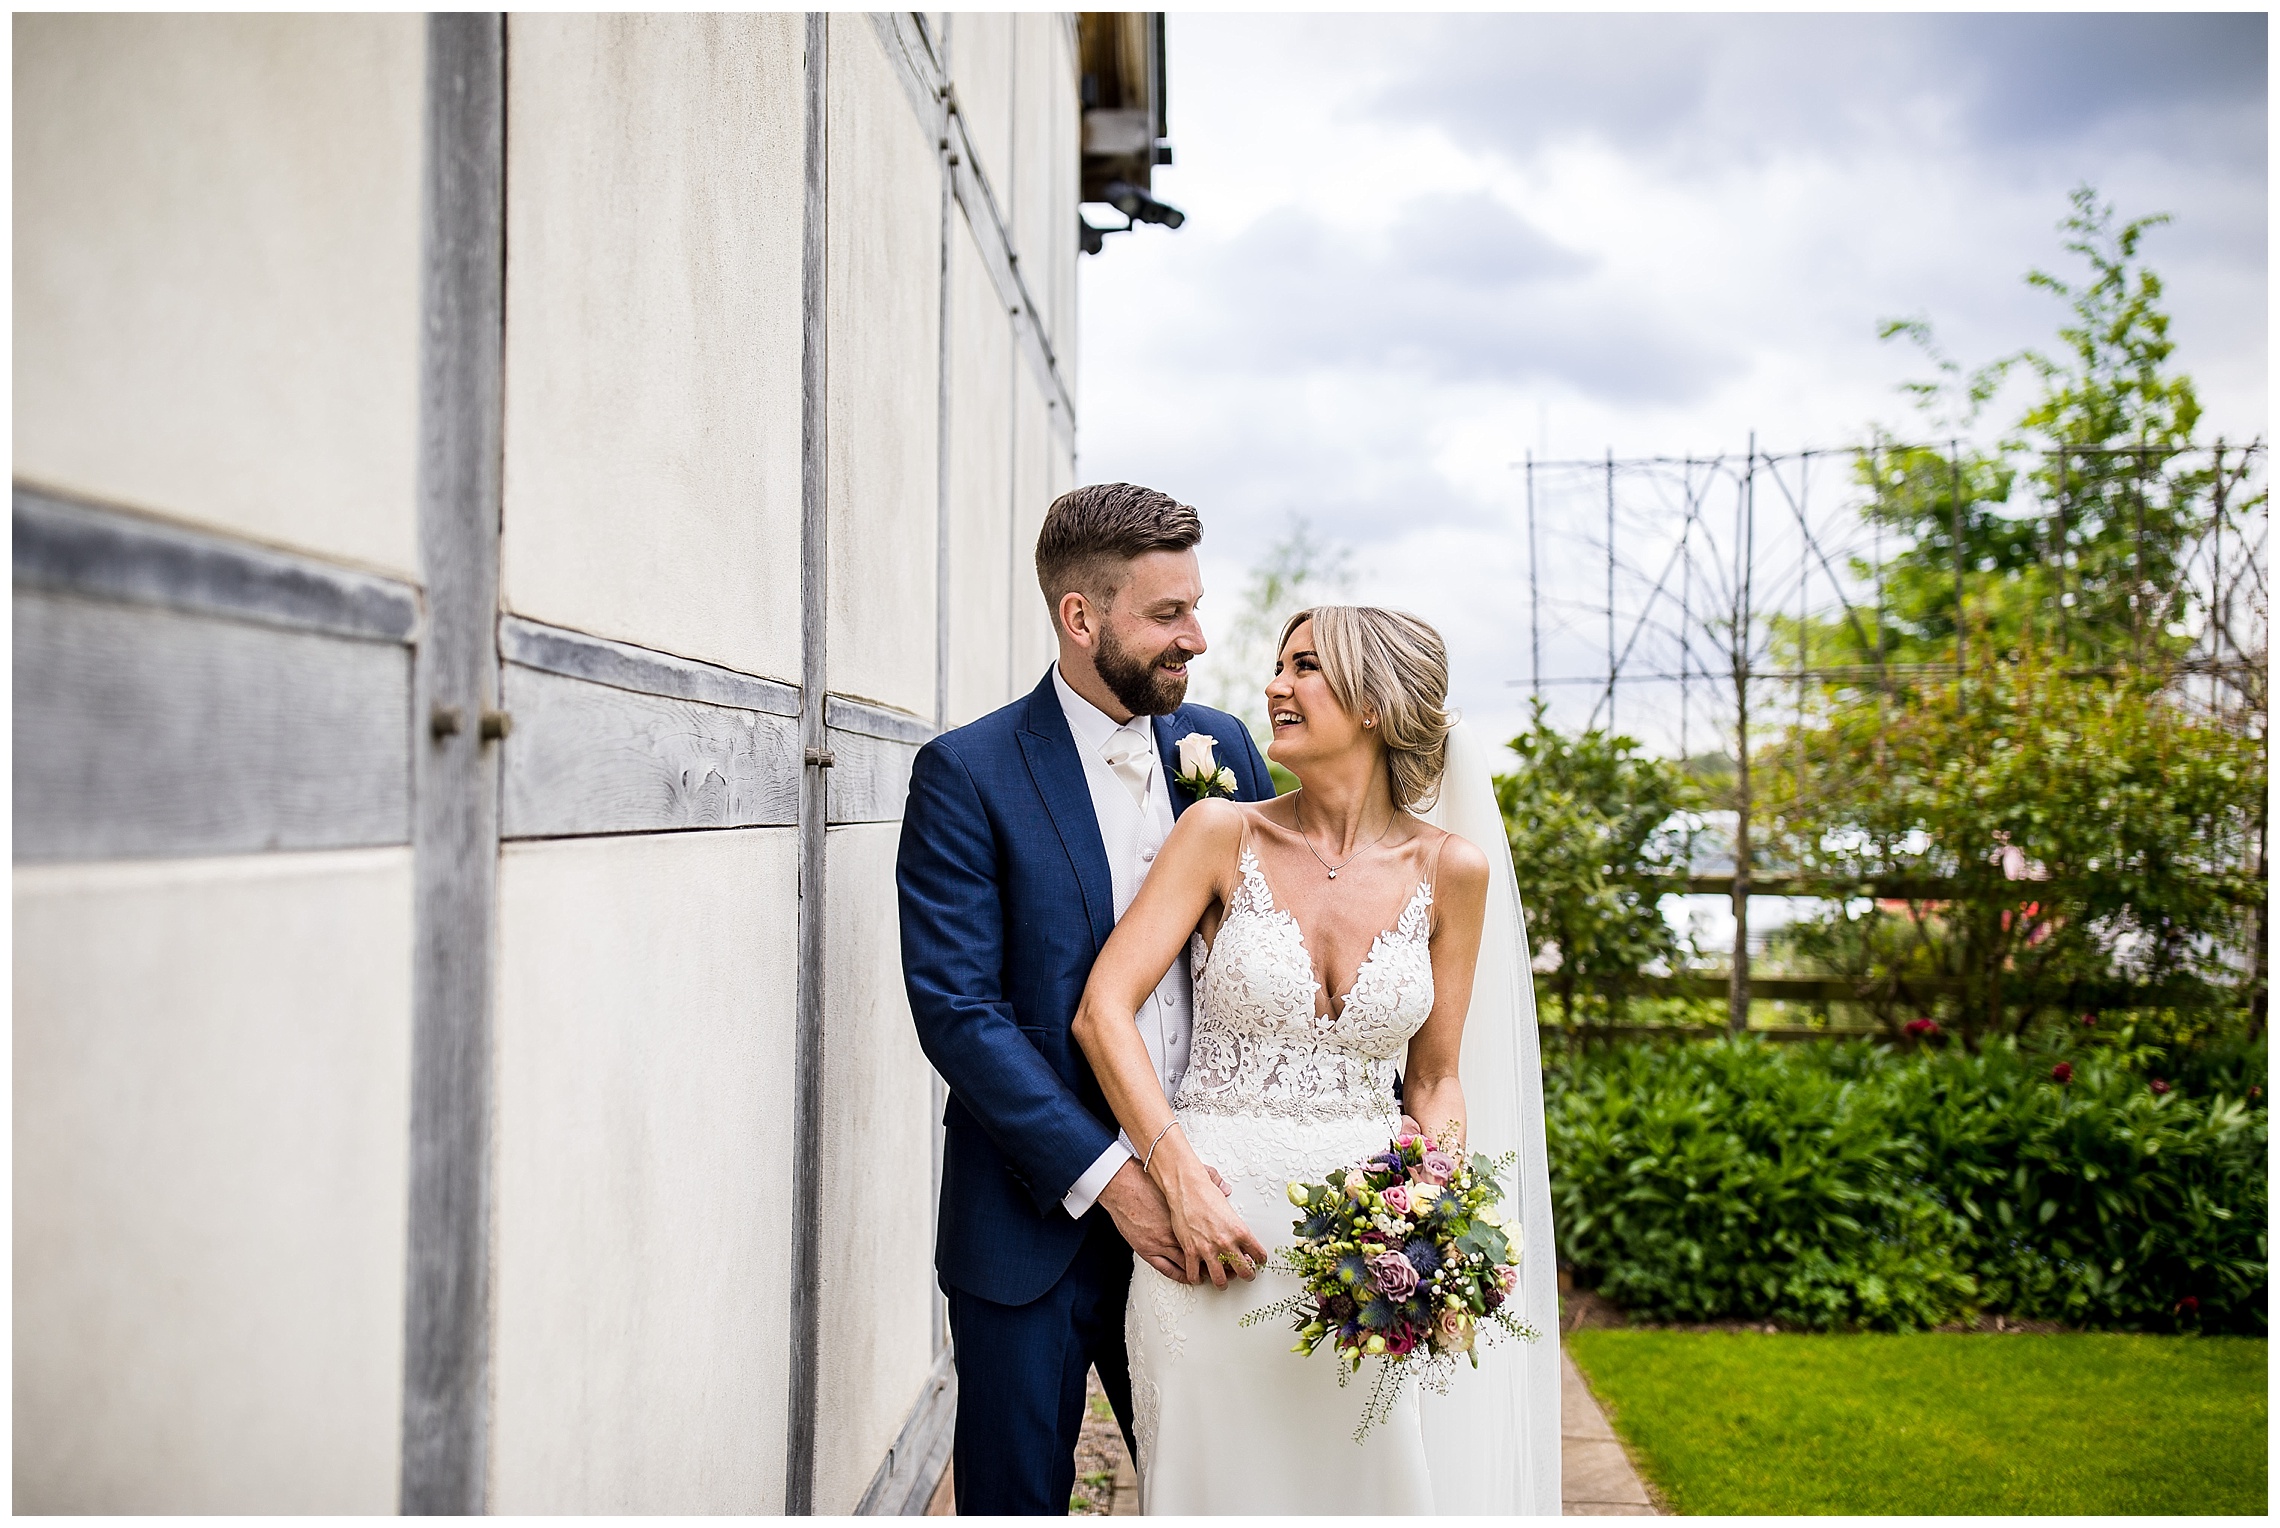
[1240,1128,1536,1440]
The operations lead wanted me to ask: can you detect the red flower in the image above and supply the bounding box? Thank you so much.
[2250,1086,2262,1100]
[2175,1295,2200,1317]
[1904,1017,1940,1038]
[2080,1013,2098,1028]
[2149,1078,2171,1095]
[2051,1062,2074,1084]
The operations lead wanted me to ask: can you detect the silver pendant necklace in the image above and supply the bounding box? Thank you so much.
[1295,792,1391,879]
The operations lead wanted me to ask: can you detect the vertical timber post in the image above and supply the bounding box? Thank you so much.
[1679,463,1692,761]
[1729,436,1756,1036]
[788,11,830,1515]
[2209,440,2224,688]
[1949,437,1965,688]
[2054,448,2070,659]
[928,12,955,1370]
[1526,450,1540,704]
[1872,444,1888,778]
[1605,447,1616,732]
[1795,453,1809,803]
[2131,444,2150,657]
[401,12,506,1514]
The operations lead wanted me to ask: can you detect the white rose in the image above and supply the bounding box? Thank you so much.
[1177,732,1218,775]
[1214,767,1237,793]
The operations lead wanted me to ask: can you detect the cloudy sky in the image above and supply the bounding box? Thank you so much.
[1074,11,2268,754]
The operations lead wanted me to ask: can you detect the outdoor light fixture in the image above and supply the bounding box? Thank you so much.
[1102,178,1185,229]
[1076,12,1181,254]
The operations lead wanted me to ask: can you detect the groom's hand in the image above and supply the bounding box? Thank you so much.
[1099,1159,1226,1284]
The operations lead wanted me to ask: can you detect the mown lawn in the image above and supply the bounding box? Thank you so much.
[1566,1331,2267,1515]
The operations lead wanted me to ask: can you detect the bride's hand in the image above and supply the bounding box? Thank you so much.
[1151,1135,1268,1289]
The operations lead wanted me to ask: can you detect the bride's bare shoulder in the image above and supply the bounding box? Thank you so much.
[1167,794,1253,847]
[1421,821,1492,896]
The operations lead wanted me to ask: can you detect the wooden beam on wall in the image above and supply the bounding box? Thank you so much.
[851,1352,957,1517]
[14,589,412,861]
[786,10,831,1514]
[399,12,506,1514]
[11,490,418,863]
[496,618,805,840]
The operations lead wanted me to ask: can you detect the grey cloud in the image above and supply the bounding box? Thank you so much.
[1079,359,1496,553]
[1364,13,2265,172]
[1929,12,2264,147]
[1163,193,1737,404]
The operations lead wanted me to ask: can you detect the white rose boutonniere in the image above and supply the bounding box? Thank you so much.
[1173,731,1239,802]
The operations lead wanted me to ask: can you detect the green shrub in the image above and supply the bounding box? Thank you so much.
[1546,1036,2266,1333]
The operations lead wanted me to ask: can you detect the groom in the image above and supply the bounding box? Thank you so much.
[898,483,1274,1514]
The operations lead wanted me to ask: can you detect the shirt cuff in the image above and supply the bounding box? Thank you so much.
[1061,1139,1134,1219]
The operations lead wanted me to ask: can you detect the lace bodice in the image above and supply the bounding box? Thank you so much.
[1174,846,1435,1122]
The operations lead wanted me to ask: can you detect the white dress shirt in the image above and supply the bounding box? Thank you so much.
[1051,663,1195,1217]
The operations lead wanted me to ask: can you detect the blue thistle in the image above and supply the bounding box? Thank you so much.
[1403,1238,1444,1281]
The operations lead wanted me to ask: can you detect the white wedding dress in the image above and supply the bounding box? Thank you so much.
[1124,723,1562,1515]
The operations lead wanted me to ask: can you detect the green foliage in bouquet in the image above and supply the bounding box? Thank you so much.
[1547,1036,2266,1333]
[1241,1130,1536,1440]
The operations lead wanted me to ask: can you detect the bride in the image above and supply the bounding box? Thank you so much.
[1071,606,1561,1514]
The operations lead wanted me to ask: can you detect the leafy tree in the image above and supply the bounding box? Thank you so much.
[1817,187,2221,676]
[1761,187,2265,1044]
[1497,705,1698,1024]
[1758,646,2264,1047]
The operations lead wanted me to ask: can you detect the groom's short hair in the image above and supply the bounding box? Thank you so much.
[1035,483,1203,609]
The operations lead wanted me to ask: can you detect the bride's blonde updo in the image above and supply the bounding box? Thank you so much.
[1278,605,1455,812]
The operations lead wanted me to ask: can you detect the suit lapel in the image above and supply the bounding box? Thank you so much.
[1155,712,1195,820]
[1018,675,1116,947]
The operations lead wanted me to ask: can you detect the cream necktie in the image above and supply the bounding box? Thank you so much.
[1101,728,1156,810]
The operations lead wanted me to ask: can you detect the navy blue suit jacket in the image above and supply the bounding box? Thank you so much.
[898,668,1276,1306]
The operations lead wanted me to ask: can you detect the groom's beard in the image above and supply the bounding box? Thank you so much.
[1096,626,1191,716]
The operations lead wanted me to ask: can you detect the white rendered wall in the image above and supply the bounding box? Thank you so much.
[1008,16,1068,362]
[948,13,1013,221]
[1041,18,1083,371]
[825,18,942,718]
[11,14,422,581]
[1011,361,1067,687]
[945,228,1019,726]
[501,14,806,683]
[12,850,414,1513]
[491,829,799,1513]
[815,825,942,1513]
[1048,22,1085,376]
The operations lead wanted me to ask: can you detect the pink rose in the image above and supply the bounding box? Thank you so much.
[1367,1251,1419,1301]
[1380,1184,1411,1216]
[1419,1150,1457,1186]
[1434,1307,1475,1353]
[1494,1264,1520,1296]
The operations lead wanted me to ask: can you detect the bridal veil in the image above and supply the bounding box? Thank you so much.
[1420,720,1562,1514]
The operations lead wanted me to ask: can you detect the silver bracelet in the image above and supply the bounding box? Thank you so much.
[1141,1119,1179,1176]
